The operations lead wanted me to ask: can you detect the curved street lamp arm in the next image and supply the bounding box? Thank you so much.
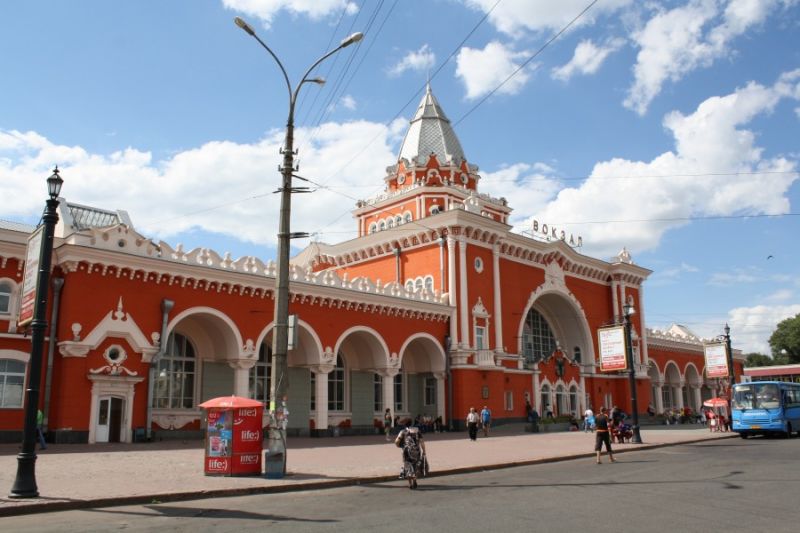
[248,32,293,109]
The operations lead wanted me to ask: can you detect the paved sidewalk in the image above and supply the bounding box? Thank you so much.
[0,425,732,516]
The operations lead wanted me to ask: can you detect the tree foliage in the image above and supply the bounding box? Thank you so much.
[745,353,775,367]
[768,314,800,364]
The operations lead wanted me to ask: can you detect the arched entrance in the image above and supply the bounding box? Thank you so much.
[518,288,593,415]
[662,362,682,411]
[153,307,243,433]
[397,333,447,424]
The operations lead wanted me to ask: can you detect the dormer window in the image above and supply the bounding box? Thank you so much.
[429,205,440,215]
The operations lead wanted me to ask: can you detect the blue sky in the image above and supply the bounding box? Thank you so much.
[1,0,799,354]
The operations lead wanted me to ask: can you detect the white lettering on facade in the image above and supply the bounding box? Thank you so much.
[530,219,583,248]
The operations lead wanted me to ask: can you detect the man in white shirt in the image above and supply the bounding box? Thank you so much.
[583,407,595,432]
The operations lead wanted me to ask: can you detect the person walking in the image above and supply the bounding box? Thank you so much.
[594,406,615,464]
[383,408,393,441]
[394,418,427,489]
[583,407,595,432]
[466,407,479,441]
[480,405,492,437]
[36,409,47,450]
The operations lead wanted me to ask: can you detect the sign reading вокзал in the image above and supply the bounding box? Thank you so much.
[598,325,628,372]
[18,226,44,328]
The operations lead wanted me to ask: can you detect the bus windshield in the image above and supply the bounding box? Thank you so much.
[733,383,781,410]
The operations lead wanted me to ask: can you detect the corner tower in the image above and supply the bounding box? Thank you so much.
[355,84,511,236]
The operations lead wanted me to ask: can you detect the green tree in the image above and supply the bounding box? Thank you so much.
[745,353,774,367]
[768,314,800,363]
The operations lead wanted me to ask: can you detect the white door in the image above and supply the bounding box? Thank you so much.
[95,396,124,443]
[96,397,111,443]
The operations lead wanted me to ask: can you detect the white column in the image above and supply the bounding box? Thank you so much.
[439,237,446,293]
[434,372,446,425]
[313,368,330,431]
[675,382,685,409]
[638,284,649,365]
[533,369,541,414]
[492,243,503,353]
[229,360,256,397]
[579,374,587,414]
[611,277,620,320]
[382,371,397,417]
[447,236,458,346]
[655,383,664,414]
[459,236,469,348]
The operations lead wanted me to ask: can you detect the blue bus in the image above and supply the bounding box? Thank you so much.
[731,381,800,438]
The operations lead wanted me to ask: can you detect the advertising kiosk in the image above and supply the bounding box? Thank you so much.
[199,396,263,476]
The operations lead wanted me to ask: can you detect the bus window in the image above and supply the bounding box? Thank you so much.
[733,385,754,410]
[756,383,781,409]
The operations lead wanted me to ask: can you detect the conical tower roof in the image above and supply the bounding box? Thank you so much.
[397,84,466,166]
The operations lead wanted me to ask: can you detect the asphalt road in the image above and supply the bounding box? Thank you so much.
[5,436,798,532]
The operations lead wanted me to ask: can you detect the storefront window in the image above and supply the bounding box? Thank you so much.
[154,333,196,409]
[328,354,345,411]
[249,342,272,403]
[0,359,25,408]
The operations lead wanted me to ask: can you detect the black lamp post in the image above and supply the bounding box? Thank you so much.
[234,16,362,476]
[723,324,734,417]
[623,303,643,444]
[9,167,63,498]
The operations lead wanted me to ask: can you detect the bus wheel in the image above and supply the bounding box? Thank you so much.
[787,423,793,438]
[739,433,749,439]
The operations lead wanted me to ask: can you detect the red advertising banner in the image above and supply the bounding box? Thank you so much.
[598,325,628,372]
[704,343,729,379]
[233,406,263,455]
[201,397,263,476]
[18,226,44,327]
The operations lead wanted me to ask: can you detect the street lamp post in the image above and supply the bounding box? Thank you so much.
[9,168,63,498]
[234,17,362,475]
[723,324,734,418]
[622,303,643,444]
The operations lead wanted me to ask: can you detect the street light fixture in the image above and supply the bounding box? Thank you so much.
[622,303,643,444]
[9,167,62,498]
[234,16,362,476]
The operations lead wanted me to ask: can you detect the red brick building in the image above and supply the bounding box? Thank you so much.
[0,86,743,443]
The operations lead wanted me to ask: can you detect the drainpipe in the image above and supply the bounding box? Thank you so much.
[394,247,401,284]
[42,277,65,431]
[146,298,174,441]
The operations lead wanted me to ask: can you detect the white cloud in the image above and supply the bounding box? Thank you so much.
[464,0,633,38]
[765,289,794,302]
[625,0,786,115]
[649,262,700,286]
[727,304,800,353]
[455,41,533,100]
[478,163,563,228]
[388,45,436,77]
[515,71,800,259]
[0,120,397,252]
[709,268,761,286]
[551,38,625,81]
[222,0,357,27]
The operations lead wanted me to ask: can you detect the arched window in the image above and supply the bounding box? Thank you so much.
[368,223,377,234]
[395,216,402,226]
[328,354,345,411]
[429,205,440,215]
[154,333,196,409]
[522,308,557,364]
[540,384,551,415]
[573,347,582,364]
[0,359,26,408]
[415,278,424,291]
[556,384,566,416]
[569,385,578,417]
[424,276,434,292]
[394,372,405,412]
[387,218,394,228]
[404,280,414,292]
[249,341,272,403]
[0,281,13,315]
[379,221,386,231]
[404,212,412,223]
